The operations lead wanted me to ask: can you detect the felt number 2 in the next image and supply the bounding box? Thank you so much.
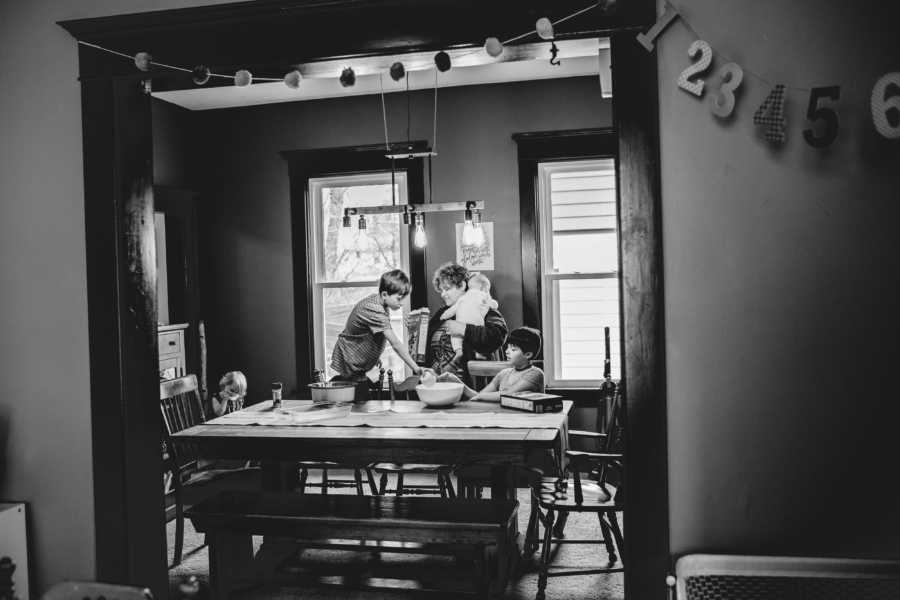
[753,84,787,145]
[677,40,713,97]
[803,86,840,148]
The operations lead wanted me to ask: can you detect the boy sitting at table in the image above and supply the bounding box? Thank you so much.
[331,269,424,401]
[438,326,544,401]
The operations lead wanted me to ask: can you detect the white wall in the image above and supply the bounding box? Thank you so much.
[658,0,900,556]
[0,0,233,594]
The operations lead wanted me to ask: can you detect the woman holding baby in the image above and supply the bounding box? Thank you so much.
[423,262,508,385]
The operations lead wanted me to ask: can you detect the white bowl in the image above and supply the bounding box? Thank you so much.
[416,382,464,407]
[309,381,357,404]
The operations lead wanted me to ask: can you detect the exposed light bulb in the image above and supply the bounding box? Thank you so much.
[462,221,478,245]
[413,214,427,248]
[472,222,486,246]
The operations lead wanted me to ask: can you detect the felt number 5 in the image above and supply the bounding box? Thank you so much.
[871,73,900,139]
[677,40,713,97]
[803,86,840,148]
[710,63,744,118]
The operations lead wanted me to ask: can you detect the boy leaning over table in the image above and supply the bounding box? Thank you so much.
[330,269,424,401]
[438,326,544,401]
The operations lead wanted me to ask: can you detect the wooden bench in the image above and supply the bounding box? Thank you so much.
[186,490,518,598]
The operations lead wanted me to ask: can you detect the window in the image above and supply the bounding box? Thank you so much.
[307,172,410,380]
[537,159,621,386]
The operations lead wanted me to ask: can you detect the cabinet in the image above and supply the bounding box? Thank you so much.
[0,503,29,600]
[158,323,189,380]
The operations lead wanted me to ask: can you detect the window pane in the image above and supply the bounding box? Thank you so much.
[551,232,618,273]
[321,286,405,381]
[321,183,404,282]
[556,278,621,380]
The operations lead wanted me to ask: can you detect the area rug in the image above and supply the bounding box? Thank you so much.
[167,473,624,599]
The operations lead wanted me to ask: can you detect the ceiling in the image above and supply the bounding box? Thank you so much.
[153,38,611,111]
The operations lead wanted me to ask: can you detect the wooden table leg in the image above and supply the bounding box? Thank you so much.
[208,530,253,599]
[261,460,299,492]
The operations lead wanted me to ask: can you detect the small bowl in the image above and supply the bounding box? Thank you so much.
[416,382,464,407]
[309,381,357,404]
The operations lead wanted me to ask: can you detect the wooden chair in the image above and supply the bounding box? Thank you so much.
[526,384,625,600]
[41,581,153,600]
[370,369,457,498]
[160,374,260,567]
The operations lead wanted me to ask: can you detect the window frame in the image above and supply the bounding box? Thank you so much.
[537,158,620,387]
[514,128,619,387]
[284,142,429,389]
[307,171,412,379]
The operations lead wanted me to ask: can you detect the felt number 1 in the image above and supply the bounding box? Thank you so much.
[803,86,840,148]
[677,40,713,97]
[636,2,680,52]
[753,84,787,145]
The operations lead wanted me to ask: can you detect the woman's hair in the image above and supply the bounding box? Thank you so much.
[506,327,542,358]
[432,262,469,291]
[379,269,411,296]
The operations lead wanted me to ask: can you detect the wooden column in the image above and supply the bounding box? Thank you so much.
[612,29,670,600]
[81,64,167,595]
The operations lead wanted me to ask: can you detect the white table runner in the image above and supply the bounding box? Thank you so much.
[207,399,569,430]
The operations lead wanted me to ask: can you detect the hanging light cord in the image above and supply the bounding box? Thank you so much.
[379,73,390,152]
[432,68,438,154]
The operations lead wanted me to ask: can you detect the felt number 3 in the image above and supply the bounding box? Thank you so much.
[710,63,744,118]
[754,84,787,145]
[677,40,713,97]
[871,73,900,139]
[803,86,840,148]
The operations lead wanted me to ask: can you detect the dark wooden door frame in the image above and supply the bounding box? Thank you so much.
[60,1,667,598]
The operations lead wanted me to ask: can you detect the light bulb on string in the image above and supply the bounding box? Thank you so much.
[413,214,427,248]
[472,211,486,246]
[462,220,478,246]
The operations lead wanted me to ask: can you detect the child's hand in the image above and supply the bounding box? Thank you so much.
[419,370,437,387]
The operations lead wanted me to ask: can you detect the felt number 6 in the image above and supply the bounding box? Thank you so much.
[710,63,744,118]
[803,86,840,148]
[677,40,713,97]
[871,73,900,139]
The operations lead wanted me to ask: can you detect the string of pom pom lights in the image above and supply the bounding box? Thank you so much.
[76,0,613,91]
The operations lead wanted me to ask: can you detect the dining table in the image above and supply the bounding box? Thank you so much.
[173,398,573,500]
[173,397,572,592]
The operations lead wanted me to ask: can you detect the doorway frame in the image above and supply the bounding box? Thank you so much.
[59,1,668,597]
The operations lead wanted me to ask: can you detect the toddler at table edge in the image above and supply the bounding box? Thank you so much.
[330,269,423,400]
[439,326,544,402]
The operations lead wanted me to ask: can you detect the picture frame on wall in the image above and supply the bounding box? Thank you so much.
[455,221,494,270]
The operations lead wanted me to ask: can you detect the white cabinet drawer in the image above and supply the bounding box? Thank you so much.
[158,331,183,356]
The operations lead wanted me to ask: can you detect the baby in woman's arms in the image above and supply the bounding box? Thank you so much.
[441,272,498,366]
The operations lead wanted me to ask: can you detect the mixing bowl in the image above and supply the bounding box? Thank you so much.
[416,382,464,407]
[309,381,357,404]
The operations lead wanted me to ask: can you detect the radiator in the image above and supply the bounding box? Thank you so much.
[674,554,900,600]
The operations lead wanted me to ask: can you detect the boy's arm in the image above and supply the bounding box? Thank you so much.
[437,371,477,398]
[470,372,502,402]
[383,329,423,375]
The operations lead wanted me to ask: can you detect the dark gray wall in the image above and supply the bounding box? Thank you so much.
[659,0,900,557]
[196,77,609,400]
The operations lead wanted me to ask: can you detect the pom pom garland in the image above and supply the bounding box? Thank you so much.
[134,52,152,71]
[389,61,405,81]
[234,69,252,86]
[284,70,302,89]
[192,65,211,85]
[484,37,503,58]
[434,51,451,72]
[536,17,554,40]
[339,67,356,87]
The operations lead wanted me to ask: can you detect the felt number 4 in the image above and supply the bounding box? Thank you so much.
[677,40,713,96]
[754,84,787,145]
[803,86,840,148]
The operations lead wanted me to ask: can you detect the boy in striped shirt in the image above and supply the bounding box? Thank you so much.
[331,269,423,399]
